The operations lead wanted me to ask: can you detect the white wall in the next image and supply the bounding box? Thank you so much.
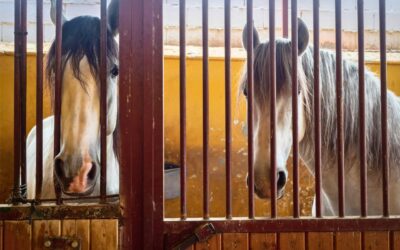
[1,0,399,49]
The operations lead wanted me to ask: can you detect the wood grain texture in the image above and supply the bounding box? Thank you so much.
[4,221,32,250]
[364,231,389,250]
[249,233,276,250]
[335,232,361,250]
[195,234,221,250]
[392,231,400,250]
[222,233,248,250]
[90,219,118,250]
[32,220,60,250]
[307,232,333,250]
[0,220,3,250]
[62,220,90,250]
[279,233,305,250]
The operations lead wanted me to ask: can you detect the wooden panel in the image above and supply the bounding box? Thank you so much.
[393,231,400,250]
[90,219,118,250]
[364,231,389,250]
[195,234,221,249]
[279,233,305,250]
[222,233,248,250]
[32,220,61,250]
[335,232,361,250]
[62,220,90,250]
[307,232,333,250]
[4,221,31,250]
[249,233,276,250]
[0,220,3,250]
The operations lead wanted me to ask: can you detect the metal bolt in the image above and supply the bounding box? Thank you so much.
[44,240,52,248]
[71,240,79,248]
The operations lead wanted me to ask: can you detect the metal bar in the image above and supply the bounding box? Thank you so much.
[20,0,27,197]
[54,0,63,204]
[269,0,277,219]
[335,0,345,217]
[224,0,232,220]
[357,0,367,217]
[379,0,389,217]
[99,0,108,203]
[246,0,255,219]
[13,0,22,204]
[282,0,288,38]
[164,218,400,234]
[202,0,210,220]
[35,0,44,201]
[291,0,299,218]
[313,0,322,218]
[179,0,187,220]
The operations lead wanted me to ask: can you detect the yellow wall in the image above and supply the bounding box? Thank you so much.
[0,52,399,204]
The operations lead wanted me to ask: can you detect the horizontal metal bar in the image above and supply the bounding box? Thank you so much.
[164,217,400,234]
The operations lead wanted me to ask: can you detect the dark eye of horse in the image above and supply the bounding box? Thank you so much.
[243,86,248,97]
[110,65,119,78]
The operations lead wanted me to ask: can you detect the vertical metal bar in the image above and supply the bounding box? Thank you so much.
[224,0,232,219]
[357,0,367,217]
[20,0,27,197]
[202,0,210,220]
[13,0,22,204]
[269,0,277,219]
[246,0,255,219]
[291,0,299,219]
[100,0,108,203]
[335,0,345,217]
[179,0,187,220]
[313,0,322,218]
[54,0,63,204]
[379,0,389,217]
[282,0,288,38]
[35,0,44,201]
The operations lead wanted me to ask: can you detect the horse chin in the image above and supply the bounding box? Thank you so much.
[61,183,96,197]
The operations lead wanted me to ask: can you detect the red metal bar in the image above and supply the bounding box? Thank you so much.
[35,0,44,201]
[54,0,63,204]
[20,0,27,196]
[291,0,299,219]
[357,0,367,217]
[269,0,277,219]
[379,0,389,217]
[335,0,345,217]
[202,0,210,220]
[13,0,22,203]
[282,0,288,38]
[246,0,255,219]
[224,0,232,219]
[99,0,108,203]
[179,0,187,220]
[313,0,322,218]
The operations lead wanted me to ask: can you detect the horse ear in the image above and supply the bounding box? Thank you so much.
[297,18,309,55]
[242,22,260,51]
[108,0,119,36]
[50,0,67,26]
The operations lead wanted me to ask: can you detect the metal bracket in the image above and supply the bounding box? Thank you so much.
[171,223,216,250]
[43,236,81,250]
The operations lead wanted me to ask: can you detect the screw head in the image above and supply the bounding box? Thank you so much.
[44,240,52,248]
[71,240,79,248]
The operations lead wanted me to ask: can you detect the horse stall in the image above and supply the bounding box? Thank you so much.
[1,0,400,249]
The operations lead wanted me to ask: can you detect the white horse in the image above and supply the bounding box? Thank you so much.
[241,19,400,216]
[26,0,120,199]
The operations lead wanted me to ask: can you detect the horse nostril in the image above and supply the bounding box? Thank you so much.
[277,170,287,191]
[87,162,97,181]
[54,159,65,180]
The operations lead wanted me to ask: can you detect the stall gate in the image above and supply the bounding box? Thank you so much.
[1,0,400,249]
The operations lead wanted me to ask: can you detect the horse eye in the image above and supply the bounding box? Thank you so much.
[110,65,119,78]
[243,86,248,97]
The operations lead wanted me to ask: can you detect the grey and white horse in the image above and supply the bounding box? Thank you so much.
[241,19,400,216]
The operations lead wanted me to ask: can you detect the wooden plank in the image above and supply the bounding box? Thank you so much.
[222,233,248,250]
[279,233,305,250]
[90,219,118,250]
[393,231,400,250]
[62,220,90,250]
[249,233,276,250]
[335,232,361,250]
[4,221,32,250]
[195,234,221,250]
[364,231,389,250]
[0,221,3,250]
[307,232,333,250]
[32,220,61,250]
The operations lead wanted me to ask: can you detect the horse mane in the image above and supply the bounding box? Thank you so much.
[300,47,400,171]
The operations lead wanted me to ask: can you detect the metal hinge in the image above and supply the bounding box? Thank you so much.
[43,236,81,250]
